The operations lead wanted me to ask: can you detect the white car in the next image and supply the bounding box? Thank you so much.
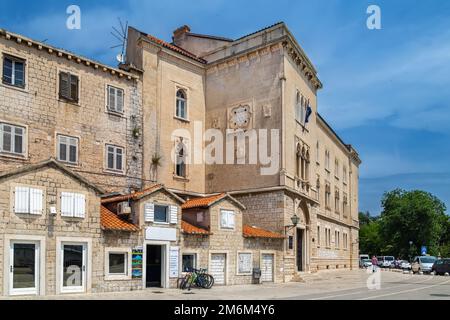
[400,261,411,270]
[412,256,437,274]
[361,259,373,268]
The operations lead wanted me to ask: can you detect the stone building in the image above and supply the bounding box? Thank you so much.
[0,21,361,296]
[180,193,284,285]
[124,22,361,280]
[0,28,143,194]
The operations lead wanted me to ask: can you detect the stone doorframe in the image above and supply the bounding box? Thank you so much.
[295,199,311,272]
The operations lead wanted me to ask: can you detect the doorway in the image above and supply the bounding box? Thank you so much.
[146,245,162,288]
[60,243,87,293]
[9,241,40,296]
[297,229,304,272]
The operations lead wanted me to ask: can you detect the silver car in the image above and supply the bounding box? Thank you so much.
[411,256,437,274]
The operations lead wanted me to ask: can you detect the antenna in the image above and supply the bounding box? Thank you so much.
[110,17,128,64]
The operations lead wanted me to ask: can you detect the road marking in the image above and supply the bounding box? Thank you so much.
[358,279,450,300]
[309,275,435,300]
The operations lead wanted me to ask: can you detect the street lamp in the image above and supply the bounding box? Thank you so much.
[290,214,300,228]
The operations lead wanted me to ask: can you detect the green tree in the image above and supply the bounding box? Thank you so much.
[359,218,381,256]
[378,189,447,258]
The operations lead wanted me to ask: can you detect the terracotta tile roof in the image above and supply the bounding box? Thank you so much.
[101,206,139,232]
[181,193,227,209]
[181,220,211,235]
[145,34,207,64]
[101,185,163,204]
[243,225,285,239]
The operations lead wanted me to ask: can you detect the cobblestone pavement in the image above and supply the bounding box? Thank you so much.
[2,269,449,300]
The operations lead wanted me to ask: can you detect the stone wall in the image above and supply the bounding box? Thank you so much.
[0,165,103,295]
[0,37,143,194]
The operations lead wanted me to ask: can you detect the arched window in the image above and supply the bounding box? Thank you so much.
[175,140,187,178]
[176,89,187,119]
[296,144,301,177]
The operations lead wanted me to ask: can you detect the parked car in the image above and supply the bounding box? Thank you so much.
[431,258,450,275]
[400,260,411,270]
[377,256,395,268]
[411,256,437,274]
[359,254,370,268]
[360,259,373,268]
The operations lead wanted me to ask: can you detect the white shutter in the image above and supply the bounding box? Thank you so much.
[14,186,30,213]
[220,211,227,228]
[229,211,235,229]
[61,192,74,217]
[144,203,154,222]
[29,188,43,215]
[74,193,86,218]
[170,205,178,224]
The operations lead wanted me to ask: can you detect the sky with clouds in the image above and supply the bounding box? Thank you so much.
[1,0,449,215]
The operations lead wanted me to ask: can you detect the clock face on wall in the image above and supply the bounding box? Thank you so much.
[230,105,251,129]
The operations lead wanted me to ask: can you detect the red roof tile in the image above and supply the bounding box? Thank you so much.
[243,225,285,239]
[181,220,211,235]
[145,34,207,64]
[101,185,162,204]
[101,206,139,232]
[181,193,226,209]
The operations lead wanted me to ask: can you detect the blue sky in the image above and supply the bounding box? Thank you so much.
[1,0,449,214]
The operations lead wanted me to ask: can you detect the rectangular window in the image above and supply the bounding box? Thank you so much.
[154,205,168,223]
[335,159,339,178]
[288,236,294,250]
[108,253,127,275]
[2,55,25,88]
[107,85,124,113]
[61,192,86,218]
[57,135,78,164]
[106,145,124,172]
[182,254,196,272]
[238,253,252,274]
[343,166,348,183]
[59,71,79,102]
[0,123,25,156]
[317,226,321,247]
[14,186,43,215]
[220,210,235,229]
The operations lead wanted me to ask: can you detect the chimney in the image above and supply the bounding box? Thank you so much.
[172,25,191,45]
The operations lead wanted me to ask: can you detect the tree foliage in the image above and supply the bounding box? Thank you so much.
[359,189,449,259]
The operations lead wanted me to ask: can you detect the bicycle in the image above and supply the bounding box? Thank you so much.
[179,268,214,290]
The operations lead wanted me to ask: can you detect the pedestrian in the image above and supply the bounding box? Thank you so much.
[371,255,378,273]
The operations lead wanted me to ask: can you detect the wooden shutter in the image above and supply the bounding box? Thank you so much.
[144,203,154,222]
[70,74,79,102]
[59,72,69,99]
[14,186,29,213]
[61,192,74,217]
[170,205,178,224]
[108,86,115,111]
[29,188,43,215]
[74,193,86,218]
[116,88,123,112]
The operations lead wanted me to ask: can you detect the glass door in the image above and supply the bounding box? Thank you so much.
[61,243,87,293]
[10,242,39,296]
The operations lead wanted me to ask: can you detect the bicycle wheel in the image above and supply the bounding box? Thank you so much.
[196,274,209,288]
[181,275,191,290]
[204,274,214,289]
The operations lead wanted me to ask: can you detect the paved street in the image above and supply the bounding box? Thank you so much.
[2,269,449,300]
